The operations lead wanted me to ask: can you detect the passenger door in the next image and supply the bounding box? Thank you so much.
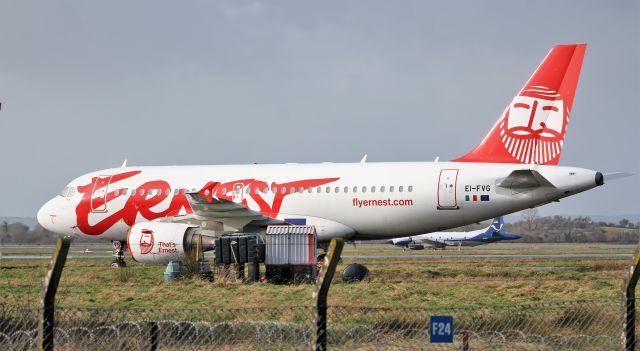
[437,169,459,209]
[91,175,113,213]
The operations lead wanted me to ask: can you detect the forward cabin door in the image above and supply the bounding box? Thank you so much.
[91,175,113,213]
[437,169,459,209]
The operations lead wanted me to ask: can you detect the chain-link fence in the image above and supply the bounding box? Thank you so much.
[0,299,624,350]
[327,300,622,350]
[0,305,315,350]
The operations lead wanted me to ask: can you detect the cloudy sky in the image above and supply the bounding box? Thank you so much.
[0,1,638,218]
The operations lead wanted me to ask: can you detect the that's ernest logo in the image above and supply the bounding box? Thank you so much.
[499,86,569,164]
[139,230,154,255]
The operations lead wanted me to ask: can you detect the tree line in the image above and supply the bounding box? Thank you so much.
[510,210,640,243]
[0,215,639,245]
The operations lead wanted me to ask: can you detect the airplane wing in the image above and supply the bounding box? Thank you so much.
[186,192,284,230]
[160,184,285,231]
[497,169,555,189]
[413,237,442,246]
[410,233,449,246]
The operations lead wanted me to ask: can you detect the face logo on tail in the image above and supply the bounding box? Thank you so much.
[499,86,569,164]
[139,230,154,255]
[452,44,586,165]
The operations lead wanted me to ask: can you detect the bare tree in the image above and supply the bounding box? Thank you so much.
[521,208,539,231]
[0,221,7,245]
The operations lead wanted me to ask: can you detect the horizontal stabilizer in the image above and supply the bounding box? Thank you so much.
[497,169,555,189]
[603,172,634,182]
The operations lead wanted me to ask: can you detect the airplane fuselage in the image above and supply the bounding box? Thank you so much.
[37,161,602,242]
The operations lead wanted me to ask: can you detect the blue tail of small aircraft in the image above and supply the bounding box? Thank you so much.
[487,216,521,240]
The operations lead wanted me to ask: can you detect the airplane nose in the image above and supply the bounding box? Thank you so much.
[37,199,55,231]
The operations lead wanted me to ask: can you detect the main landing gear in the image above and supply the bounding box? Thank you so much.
[111,240,127,268]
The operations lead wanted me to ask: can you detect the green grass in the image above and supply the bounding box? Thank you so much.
[0,243,633,309]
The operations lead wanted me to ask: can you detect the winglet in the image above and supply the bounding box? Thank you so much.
[360,154,368,163]
[121,159,128,168]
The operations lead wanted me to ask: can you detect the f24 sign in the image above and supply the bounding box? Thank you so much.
[430,316,454,343]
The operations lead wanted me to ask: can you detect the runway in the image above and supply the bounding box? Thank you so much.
[343,253,633,259]
[1,253,632,260]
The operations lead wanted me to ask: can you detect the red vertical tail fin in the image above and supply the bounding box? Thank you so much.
[453,44,586,165]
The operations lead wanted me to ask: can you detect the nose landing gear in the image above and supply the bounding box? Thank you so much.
[111,240,127,268]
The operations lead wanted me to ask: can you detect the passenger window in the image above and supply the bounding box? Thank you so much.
[281,187,286,194]
[353,186,358,193]
[390,186,394,192]
[299,186,304,193]
[371,186,376,193]
[221,188,227,195]
[290,187,295,194]
[263,187,269,193]
[344,186,349,193]
[317,187,321,194]
[308,188,313,194]
[380,186,385,193]
[271,186,277,194]
[335,187,340,193]
[204,189,210,196]
[399,186,404,192]
[122,189,128,196]
[325,187,330,193]
[139,189,145,196]
[362,186,367,193]
[174,189,179,195]
[408,186,413,192]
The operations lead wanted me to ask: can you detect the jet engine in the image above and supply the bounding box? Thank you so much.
[127,222,215,264]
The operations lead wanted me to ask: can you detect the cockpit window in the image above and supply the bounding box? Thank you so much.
[59,187,76,198]
[59,187,70,197]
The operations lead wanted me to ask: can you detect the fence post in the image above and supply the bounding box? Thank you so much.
[38,236,71,351]
[312,238,344,351]
[149,321,159,351]
[622,243,640,351]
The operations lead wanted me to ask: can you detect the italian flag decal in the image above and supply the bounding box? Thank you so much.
[465,195,490,201]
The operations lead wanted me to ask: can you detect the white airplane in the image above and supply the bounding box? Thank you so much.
[37,44,617,267]
[390,216,521,249]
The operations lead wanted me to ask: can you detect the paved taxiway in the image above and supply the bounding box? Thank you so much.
[343,253,632,259]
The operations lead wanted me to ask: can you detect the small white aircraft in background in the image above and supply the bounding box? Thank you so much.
[390,216,521,250]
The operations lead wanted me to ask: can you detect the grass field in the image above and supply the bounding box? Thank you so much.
[0,243,634,309]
